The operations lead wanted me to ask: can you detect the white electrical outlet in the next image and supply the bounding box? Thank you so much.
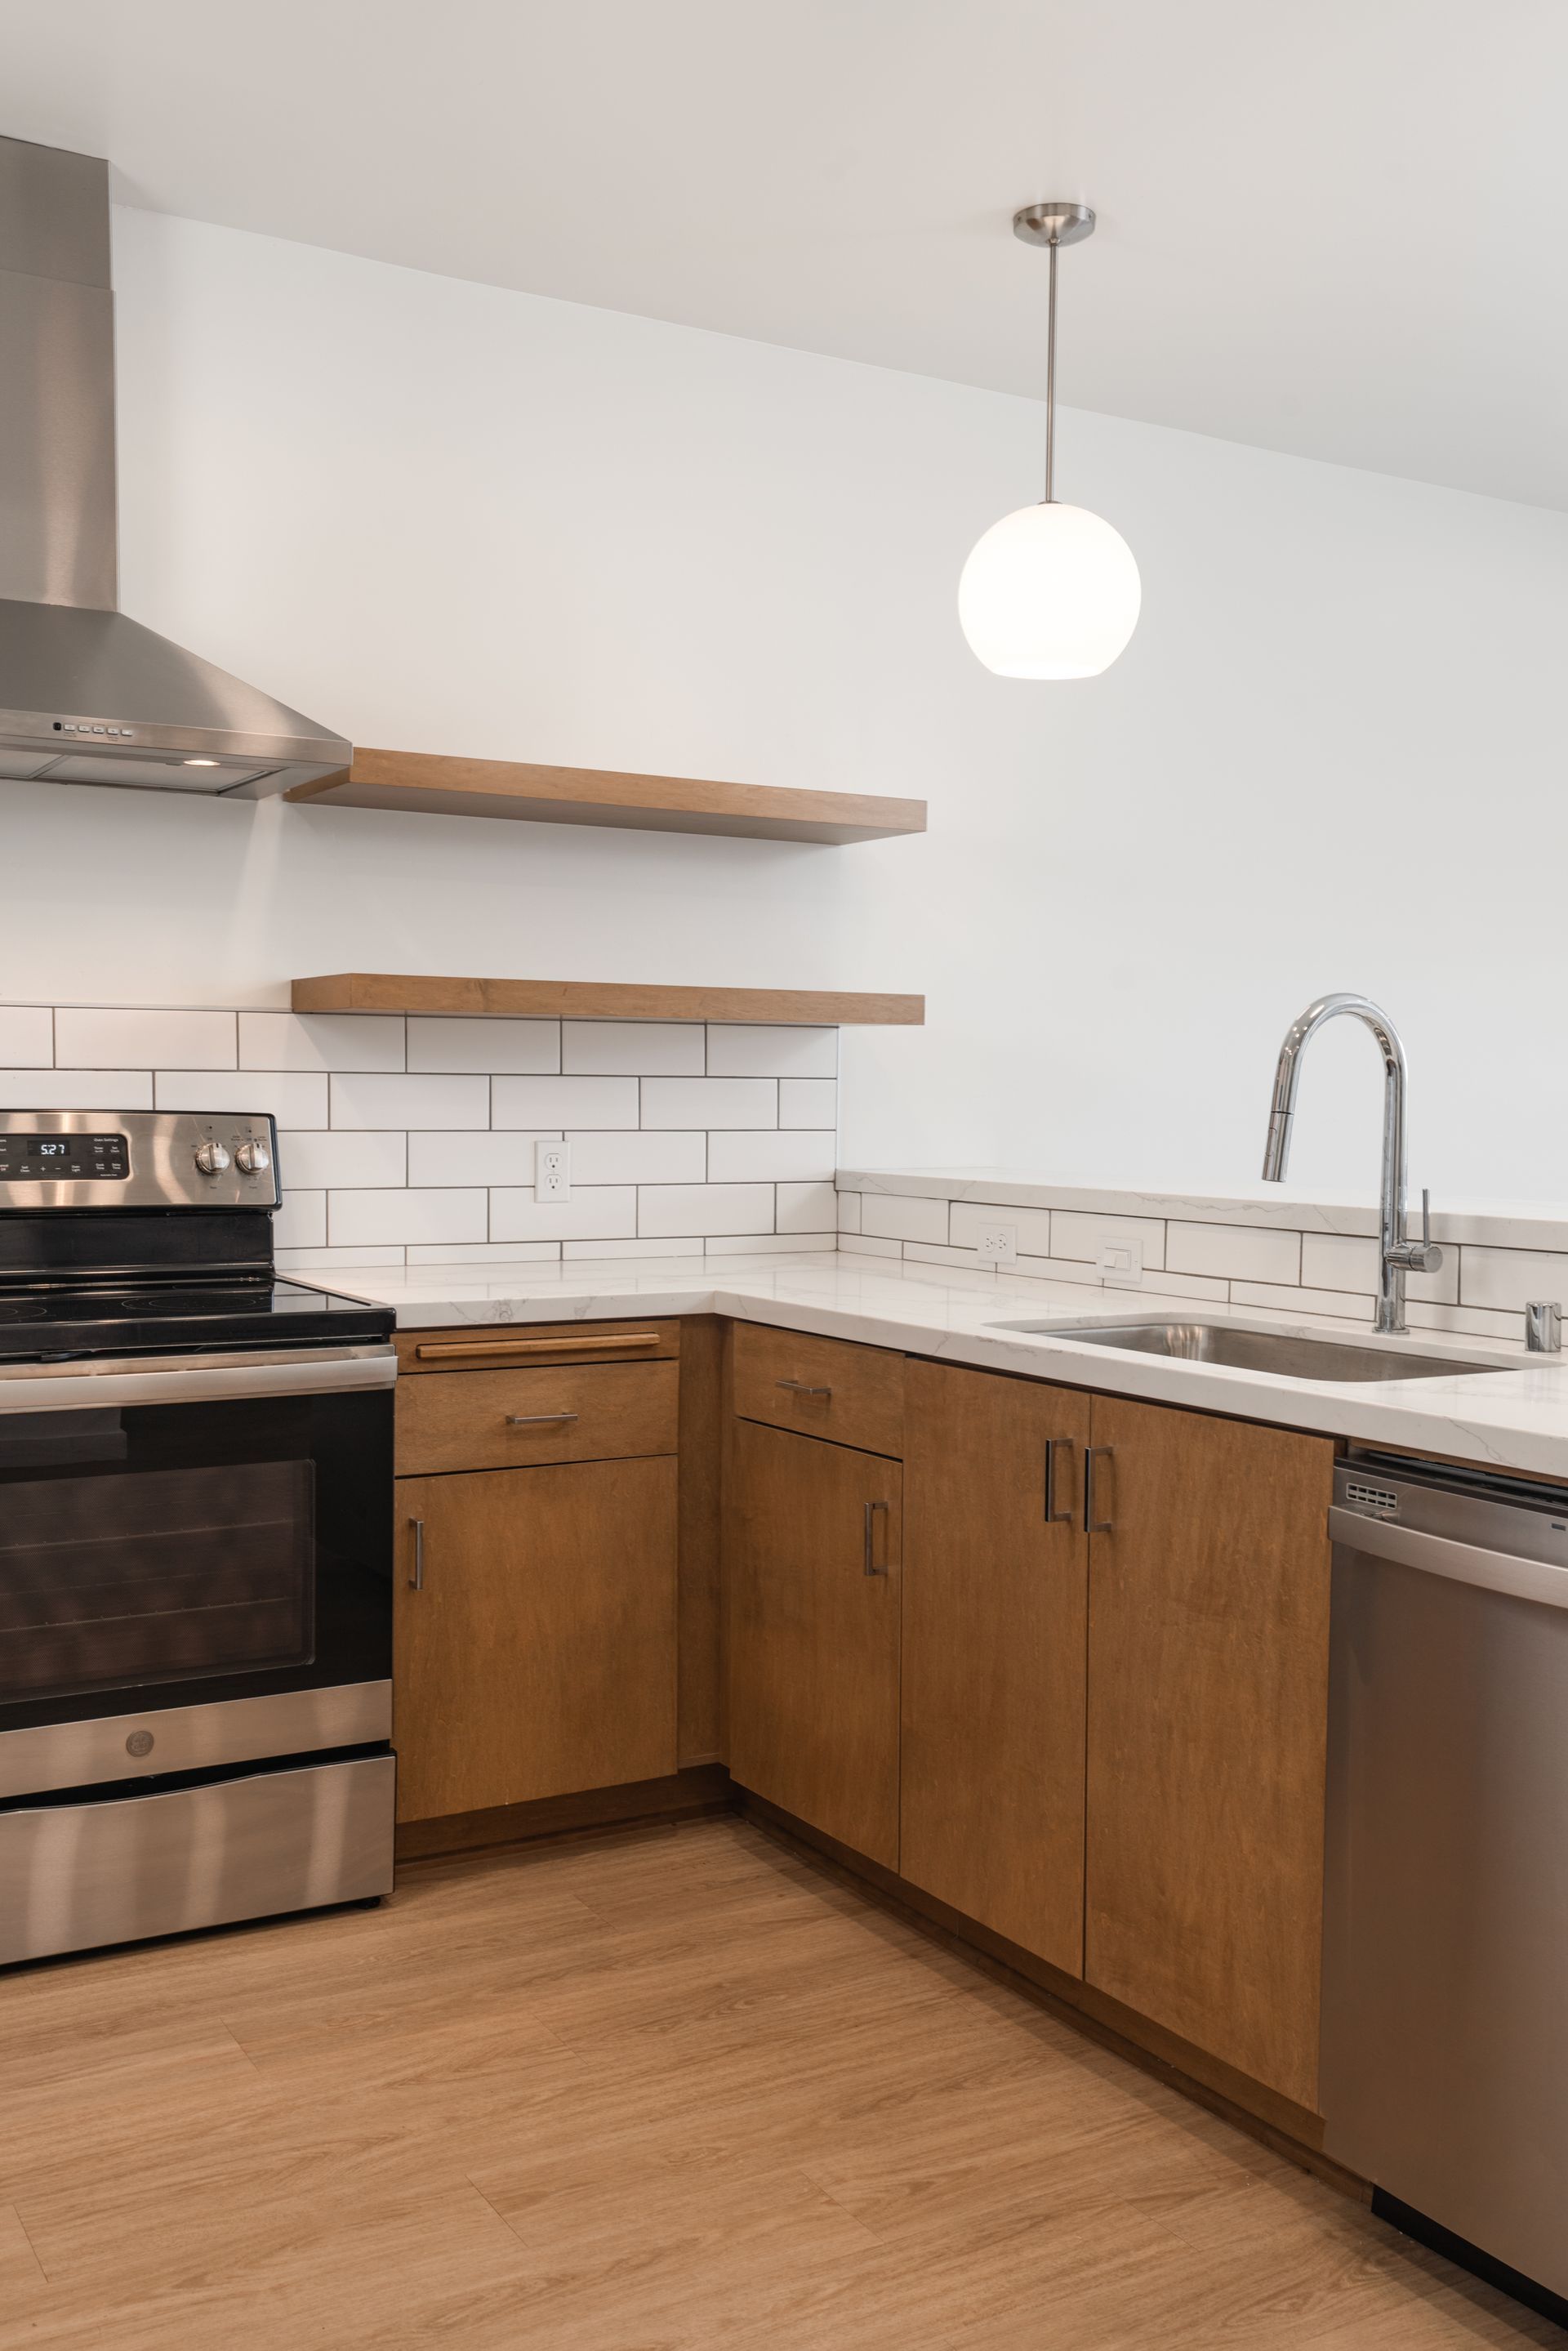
[976,1222,1017,1269]
[1098,1235,1143,1288]
[535,1141,570,1201]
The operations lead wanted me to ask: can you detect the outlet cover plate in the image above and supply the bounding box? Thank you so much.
[536,1140,570,1201]
[977,1222,1018,1269]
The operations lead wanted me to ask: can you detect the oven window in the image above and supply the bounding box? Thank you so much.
[0,1460,315,1703]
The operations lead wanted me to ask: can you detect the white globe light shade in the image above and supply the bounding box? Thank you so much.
[958,500,1141,679]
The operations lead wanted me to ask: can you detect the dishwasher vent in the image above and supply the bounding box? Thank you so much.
[1344,1479,1401,1516]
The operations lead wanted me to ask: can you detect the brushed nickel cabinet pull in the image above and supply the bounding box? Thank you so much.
[408,1518,425,1591]
[1044,1437,1075,1526]
[1085,1446,1115,1536]
[863,1498,891,1577]
[506,1412,580,1426]
[413,1332,660,1361]
[777,1379,833,1399]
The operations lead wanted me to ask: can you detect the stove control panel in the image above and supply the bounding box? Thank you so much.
[0,1109,282,1210]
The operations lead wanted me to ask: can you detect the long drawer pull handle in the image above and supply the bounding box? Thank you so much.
[777,1379,833,1399]
[413,1332,661,1360]
[1085,1446,1115,1535]
[863,1498,891,1577]
[506,1412,580,1426]
[408,1517,425,1591]
[1044,1437,1075,1526]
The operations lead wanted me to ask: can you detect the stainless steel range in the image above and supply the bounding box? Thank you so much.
[0,1108,396,1966]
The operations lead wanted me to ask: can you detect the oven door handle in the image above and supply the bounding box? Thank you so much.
[0,1345,397,1415]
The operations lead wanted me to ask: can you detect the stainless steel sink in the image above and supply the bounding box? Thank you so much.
[990,1318,1512,1384]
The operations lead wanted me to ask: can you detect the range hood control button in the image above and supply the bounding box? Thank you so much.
[194,1140,231,1176]
[235,1140,270,1175]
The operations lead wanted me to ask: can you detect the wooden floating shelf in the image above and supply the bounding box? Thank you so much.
[292,975,924,1027]
[286,747,925,846]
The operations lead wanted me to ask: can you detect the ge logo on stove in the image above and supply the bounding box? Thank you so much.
[124,1729,155,1758]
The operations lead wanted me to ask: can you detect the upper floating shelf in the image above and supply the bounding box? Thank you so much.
[292,975,924,1027]
[286,747,926,845]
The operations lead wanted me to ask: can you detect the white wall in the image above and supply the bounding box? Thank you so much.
[0,207,1562,1203]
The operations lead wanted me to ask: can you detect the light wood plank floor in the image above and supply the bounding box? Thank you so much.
[0,1814,1556,2349]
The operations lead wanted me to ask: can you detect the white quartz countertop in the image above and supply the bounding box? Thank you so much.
[306,1250,1568,1481]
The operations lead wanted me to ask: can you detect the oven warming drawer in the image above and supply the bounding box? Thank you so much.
[0,1753,395,1966]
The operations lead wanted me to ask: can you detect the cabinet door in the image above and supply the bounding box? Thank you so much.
[901,1362,1091,1974]
[727,1420,902,1867]
[394,1455,678,1822]
[1084,1396,1334,2107]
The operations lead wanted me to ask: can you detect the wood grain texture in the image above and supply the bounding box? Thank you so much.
[1084,1395,1335,2110]
[394,1358,679,1476]
[0,1815,1541,2351]
[730,1320,905,1459]
[901,1361,1092,1975]
[292,973,924,1025]
[394,1318,680,1376]
[394,1456,678,1821]
[394,1763,731,1861]
[676,1315,724,1767]
[284,745,927,843]
[726,1420,902,1868]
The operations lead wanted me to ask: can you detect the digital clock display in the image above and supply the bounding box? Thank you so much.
[0,1131,130,1180]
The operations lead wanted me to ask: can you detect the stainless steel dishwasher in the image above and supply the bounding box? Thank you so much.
[1321,1452,1568,2324]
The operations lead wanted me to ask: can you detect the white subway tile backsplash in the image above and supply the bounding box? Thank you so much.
[1300,1230,1458,1305]
[1050,1209,1166,1271]
[407,1017,559,1074]
[1459,1245,1568,1315]
[407,1129,559,1187]
[0,1068,152,1109]
[1405,1300,1527,1342]
[0,1008,51,1067]
[706,1130,835,1182]
[776,1180,839,1233]
[240,1013,404,1073]
[1166,1220,1301,1284]
[1229,1279,1370,1321]
[158,1070,330,1126]
[490,1187,638,1242]
[706,1026,836,1078]
[565,1130,707,1184]
[950,1201,1053,1257]
[638,1183,774,1238]
[640,1077,777,1130]
[837,1190,862,1233]
[58,1007,236,1070]
[274,1189,327,1250]
[492,1076,639,1130]
[837,1230,902,1259]
[778,1079,839,1130]
[563,1022,705,1075]
[275,1244,410,1270]
[328,1189,488,1247]
[332,1073,489,1130]
[861,1192,949,1245]
[278,1131,407,1190]
[705,1230,830,1256]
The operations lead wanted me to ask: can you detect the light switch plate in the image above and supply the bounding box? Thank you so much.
[1098,1234,1143,1288]
[535,1140,570,1201]
[977,1222,1017,1268]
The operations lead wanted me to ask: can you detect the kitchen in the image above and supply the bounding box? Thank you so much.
[0,5,1566,2345]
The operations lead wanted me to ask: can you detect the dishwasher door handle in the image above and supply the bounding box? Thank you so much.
[1329,1506,1568,1611]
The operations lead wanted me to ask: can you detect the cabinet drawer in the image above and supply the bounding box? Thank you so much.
[730,1323,903,1458]
[395,1319,680,1376]
[396,1358,679,1476]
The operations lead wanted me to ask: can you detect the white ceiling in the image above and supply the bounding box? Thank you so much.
[0,0,1563,509]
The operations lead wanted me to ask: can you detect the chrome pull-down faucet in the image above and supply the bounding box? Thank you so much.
[1261,993,1442,1336]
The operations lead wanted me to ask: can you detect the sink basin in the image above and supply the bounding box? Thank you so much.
[990,1318,1511,1384]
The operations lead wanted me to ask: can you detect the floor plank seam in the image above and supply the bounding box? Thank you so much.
[8,2202,51,2286]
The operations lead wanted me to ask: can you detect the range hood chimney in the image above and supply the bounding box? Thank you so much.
[0,134,350,798]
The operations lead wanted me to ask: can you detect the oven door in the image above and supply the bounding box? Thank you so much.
[0,1345,394,1798]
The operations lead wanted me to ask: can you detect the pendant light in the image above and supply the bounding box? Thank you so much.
[959,202,1141,679]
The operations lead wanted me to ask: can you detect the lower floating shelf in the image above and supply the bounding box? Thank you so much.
[291,975,925,1026]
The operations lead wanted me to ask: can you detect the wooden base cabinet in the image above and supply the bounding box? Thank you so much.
[394,1456,678,1822]
[727,1418,902,1869]
[900,1362,1091,1976]
[1083,1396,1334,2108]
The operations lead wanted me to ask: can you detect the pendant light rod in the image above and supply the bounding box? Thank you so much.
[1012,202,1096,508]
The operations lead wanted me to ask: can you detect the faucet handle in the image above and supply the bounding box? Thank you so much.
[1390,1185,1445,1276]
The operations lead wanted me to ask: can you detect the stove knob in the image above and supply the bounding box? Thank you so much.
[194,1140,231,1176]
[235,1140,270,1175]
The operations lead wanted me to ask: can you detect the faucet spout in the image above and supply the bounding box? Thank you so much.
[1259,993,1440,1336]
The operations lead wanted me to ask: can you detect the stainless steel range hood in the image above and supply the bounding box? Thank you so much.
[0,136,350,799]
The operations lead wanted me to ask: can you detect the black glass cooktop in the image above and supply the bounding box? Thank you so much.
[0,1278,393,1363]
